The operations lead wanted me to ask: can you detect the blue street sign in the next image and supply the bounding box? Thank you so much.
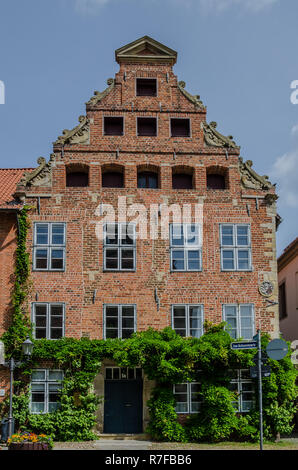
[231,341,258,350]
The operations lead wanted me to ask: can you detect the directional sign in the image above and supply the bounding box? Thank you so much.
[231,341,257,350]
[253,352,268,366]
[250,365,271,379]
[266,339,288,360]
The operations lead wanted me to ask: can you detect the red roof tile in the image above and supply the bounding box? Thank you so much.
[0,168,33,210]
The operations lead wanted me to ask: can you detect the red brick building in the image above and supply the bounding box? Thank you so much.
[0,37,280,433]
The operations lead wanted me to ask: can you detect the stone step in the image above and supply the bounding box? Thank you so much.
[97,433,150,441]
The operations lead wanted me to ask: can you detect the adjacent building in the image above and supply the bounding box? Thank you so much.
[0,36,280,433]
[278,237,298,342]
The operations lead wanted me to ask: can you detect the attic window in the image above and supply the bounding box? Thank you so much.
[207,174,226,190]
[66,166,89,187]
[136,78,157,97]
[172,168,194,190]
[171,118,191,137]
[137,117,157,136]
[102,171,124,188]
[104,117,124,136]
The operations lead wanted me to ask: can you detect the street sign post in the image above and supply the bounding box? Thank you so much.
[266,339,288,360]
[231,341,257,350]
[250,365,271,379]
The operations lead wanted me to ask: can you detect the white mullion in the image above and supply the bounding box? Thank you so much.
[47,303,51,339]
[186,305,190,337]
[119,305,122,339]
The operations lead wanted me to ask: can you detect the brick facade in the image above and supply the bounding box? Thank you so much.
[0,37,280,431]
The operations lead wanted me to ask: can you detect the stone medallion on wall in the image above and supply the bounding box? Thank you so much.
[258,281,274,298]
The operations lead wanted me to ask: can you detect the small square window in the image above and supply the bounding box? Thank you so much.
[171,118,190,137]
[104,117,124,136]
[136,78,157,97]
[137,118,157,136]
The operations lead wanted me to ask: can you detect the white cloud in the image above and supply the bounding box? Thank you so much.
[291,124,298,136]
[199,0,279,12]
[270,150,298,208]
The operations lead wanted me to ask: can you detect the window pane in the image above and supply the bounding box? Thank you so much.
[50,329,63,339]
[106,329,118,338]
[102,172,123,188]
[174,384,187,393]
[106,368,113,379]
[35,249,48,269]
[122,306,135,317]
[121,249,134,269]
[49,371,63,381]
[106,306,118,316]
[171,225,184,246]
[222,250,235,270]
[240,305,253,317]
[51,249,64,269]
[221,226,234,245]
[172,250,185,270]
[35,329,47,339]
[36,224,49,245]
[31,402,45,413]
[32,370,46,381]
[106,317,118,328]
[50,305,63,316]
[52,224,64,245]
[174,318,186,329]
[121,224,134,245]
[173,306,186,317]
[187,250,200,270]
[105,224,118,244]
[237,250,250,270]
[122,329,134,339]
[105,249,119,269]
[172,173,193,189]
[122,317,134,329]
[113,368,120,379]
[237,226,249,246]
[186,225,199,246]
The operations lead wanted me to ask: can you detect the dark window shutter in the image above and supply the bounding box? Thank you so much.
[172,174,193,189]
[207,174,226,190]
[66,172,89,187]
[102,172,124,188]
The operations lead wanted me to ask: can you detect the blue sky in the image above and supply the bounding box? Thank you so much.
[0,0,297,254]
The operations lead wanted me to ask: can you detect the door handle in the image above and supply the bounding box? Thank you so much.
[124,403,132,407]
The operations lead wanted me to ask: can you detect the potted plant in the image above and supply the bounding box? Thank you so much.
[7,432,53,450]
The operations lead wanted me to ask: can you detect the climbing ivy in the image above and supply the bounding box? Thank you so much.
[0,208,297,442]
[1,207,32,357]
[0,327,297,442]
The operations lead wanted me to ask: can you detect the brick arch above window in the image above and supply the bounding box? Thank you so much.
[102,164,125,188]
[206,166,228,190]
[65,163,89,187]
[172,165,194,190]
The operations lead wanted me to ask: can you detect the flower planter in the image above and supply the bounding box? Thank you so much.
[8,442,50,451]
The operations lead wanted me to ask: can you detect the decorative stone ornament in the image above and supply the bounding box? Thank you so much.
[202,121,239,148]
[239,158,273,191]
[54,115,90,145]
[86,79,115,107]
[259,281,274,297]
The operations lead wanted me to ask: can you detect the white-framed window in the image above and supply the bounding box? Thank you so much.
[32,303,65,340]
[33,222,66,271]
[220,224,252,271]
[173,382,202,414]
[172,305,204,338]
[223,304,255,339]
[104,304,136,339]
[229,369,254,413]
[170,224,202,271]
[30,369,63,414]
[104,223,136,271]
